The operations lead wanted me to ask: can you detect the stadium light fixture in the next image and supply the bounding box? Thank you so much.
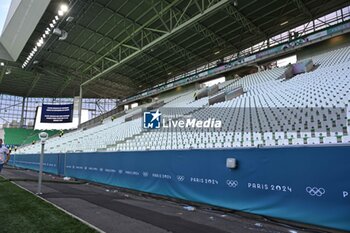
[0,62,4,66]
[23,4,67,69]
[280,21,288,26]
[60,4,68,13]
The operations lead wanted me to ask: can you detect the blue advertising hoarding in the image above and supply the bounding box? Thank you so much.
[10,145,350,231]
[40,104,73,123]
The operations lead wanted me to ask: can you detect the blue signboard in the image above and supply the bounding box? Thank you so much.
[11,145,350,231]
[41,104,73,123]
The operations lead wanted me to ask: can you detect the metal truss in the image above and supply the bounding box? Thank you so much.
[139,52,187,74]
[292,0,313,19]
[0,63,7,84]
[26,73,41,97]
[225,4,268,39]
[80,0,231,88]
[159,0,238,51]
[55,76,75,97]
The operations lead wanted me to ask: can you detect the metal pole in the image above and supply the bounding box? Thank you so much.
[78,85,83,126]
[19,97,25,127]
[37,141,44,194]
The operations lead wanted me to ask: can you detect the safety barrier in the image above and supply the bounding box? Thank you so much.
[8,145,350,231]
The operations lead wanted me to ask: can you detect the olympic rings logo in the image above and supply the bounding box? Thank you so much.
[226,180,239,188]
[306,187,326,197]
[177,175,185,182]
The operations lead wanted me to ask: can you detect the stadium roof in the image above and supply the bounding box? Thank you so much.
[0,0,349,99]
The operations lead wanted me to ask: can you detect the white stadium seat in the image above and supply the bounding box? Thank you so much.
[14,46,350,154]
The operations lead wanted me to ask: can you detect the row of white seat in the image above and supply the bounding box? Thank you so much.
[14,45,350,154]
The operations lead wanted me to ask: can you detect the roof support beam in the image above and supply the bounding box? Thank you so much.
[81,0,230,87]
[140,52,187,74]
[97,79,135,93]
[26,73,41,97]
[163,40,210,63]
[72,0,209,76]
[0,64,7,84]
[225,4,268,39]
[161,0,238,50]
[116,62,155,81]
[86,88,111,98]
[118,43,208,82]
[291,0,313,19]
[81,0,183,74]
[55,76,74,97]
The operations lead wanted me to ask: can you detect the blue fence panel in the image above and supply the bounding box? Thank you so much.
[57,153,66,176]
[13,153,59,175]
[11,145,350,231]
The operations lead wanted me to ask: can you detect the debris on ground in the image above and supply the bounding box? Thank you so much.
[183,206,195,211]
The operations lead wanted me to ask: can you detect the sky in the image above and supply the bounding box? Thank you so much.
[0,0,11,35]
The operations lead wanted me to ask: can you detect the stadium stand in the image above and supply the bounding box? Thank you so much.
[2,1,350,232]
[4,128,61,146]
[14,46,350,154]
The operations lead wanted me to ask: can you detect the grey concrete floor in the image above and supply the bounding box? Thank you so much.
[0,167,344,233]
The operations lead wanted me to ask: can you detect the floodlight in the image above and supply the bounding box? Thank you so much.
[60,4,68,13]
